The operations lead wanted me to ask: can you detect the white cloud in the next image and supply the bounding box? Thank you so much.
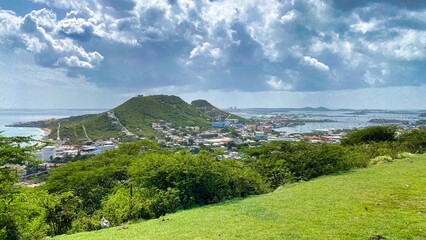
[350,17,379,34]
[0,8,105,68]
[280,10,298,24]
[189,42,222,59]
[267,76,293,90]
[56,17,95,36]
[27,8,57,30]
[303,56,330,72]
[0,10,21,38]
[366,29,426,61]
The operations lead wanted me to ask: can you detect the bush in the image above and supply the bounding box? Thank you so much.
[342,126,397,145]
[129,151,266,208]
[398,129,426,153]
[44,140,161,213]
[70,212,101,233]
[0,188,49,240]
[370,155,393,165]
[45,192,81,236]
[243,141,372,189]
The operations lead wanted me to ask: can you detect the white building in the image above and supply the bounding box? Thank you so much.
[41,146,56,161]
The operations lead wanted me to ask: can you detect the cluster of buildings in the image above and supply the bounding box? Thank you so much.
[36,114,349,163]
[36,140,117,162]
[149,117,347,159]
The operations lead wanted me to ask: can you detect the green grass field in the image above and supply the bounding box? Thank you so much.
[56,155,426,240]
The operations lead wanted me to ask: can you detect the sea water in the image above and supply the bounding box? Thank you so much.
[0,109,106,139]
[230,110,422,134]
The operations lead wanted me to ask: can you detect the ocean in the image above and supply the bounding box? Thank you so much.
[0,109,106,139]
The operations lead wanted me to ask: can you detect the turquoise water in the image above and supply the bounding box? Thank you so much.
[0,109,106,139]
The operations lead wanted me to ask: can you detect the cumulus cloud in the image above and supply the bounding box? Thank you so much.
[56,17,95,40]
[303,56,330,72]
[0,8,104,69]
[189,42,222,59]
[267,76,293,90]
[0,0,425,97]
[366,29,426,61]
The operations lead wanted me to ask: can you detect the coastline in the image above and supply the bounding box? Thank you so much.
[40,128,51,141]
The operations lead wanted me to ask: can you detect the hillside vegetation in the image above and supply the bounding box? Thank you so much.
[191,99,249,124]
[113,95,212,135]
[56,154,426,240]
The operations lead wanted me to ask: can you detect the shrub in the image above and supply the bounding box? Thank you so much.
[398,129,426,153]
[129,151,266,208]
[370,155,393,165]
[243,141,372,189]
[342,126,397,145]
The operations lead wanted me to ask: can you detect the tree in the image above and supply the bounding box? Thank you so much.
[45,192,81,236]
[0,134,41,240]
[341,126,396,145]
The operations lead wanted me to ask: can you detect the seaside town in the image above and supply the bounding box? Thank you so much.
[33,111,422,166]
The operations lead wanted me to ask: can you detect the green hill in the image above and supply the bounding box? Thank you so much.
[56,154,426,240]
[112,95,213,135]
[191,99,249,124]
[12,95,236,143]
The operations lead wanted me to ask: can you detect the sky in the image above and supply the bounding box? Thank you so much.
[1,0,426,109]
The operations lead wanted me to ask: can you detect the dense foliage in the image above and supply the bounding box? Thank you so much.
[242,141,371,188]
[341,125,396,145]
[0,135,43,240]
[4,127,426,239]
[42,140,265,233]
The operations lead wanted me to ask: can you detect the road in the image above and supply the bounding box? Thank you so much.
[82,125,92,141]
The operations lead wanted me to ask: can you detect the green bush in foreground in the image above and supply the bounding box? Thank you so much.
[242,141,371,189]
[129,151,267,209]
[341,125,396,145]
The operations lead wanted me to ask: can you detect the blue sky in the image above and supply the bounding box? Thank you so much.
[1,0,426,109]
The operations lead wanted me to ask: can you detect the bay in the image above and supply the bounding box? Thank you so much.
[0,109,106,139]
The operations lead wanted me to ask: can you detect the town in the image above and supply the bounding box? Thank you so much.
[35,112,422,165]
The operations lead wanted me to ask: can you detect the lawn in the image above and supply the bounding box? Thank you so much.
[56,154,426,240]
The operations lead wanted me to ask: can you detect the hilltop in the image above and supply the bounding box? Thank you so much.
[55,154,426,240]
[112,95,212,135]
[10,95,226,143]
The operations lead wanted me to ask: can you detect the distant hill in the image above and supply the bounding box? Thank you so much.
[191,99,249,123]
[10,95,239,143]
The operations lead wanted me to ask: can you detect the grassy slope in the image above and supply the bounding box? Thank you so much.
[47,113,122,143]
[57,155,426,240]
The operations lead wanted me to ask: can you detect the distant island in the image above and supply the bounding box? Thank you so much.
[368,119,409,124]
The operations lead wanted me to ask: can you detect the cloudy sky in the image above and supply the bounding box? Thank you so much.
[1,0,426,109]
